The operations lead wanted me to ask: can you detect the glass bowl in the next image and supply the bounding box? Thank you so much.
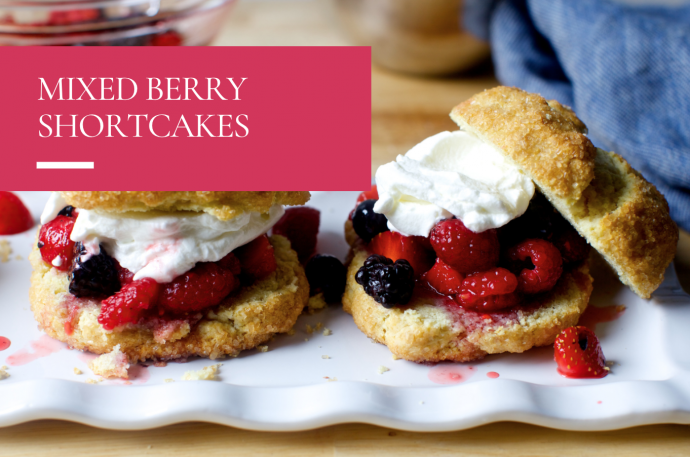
[0,0,235,45]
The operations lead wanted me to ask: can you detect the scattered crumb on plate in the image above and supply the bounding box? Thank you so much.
[164,378,175,383]
[315,322,323,332]
[182,364,222,381]
[73,367,82,375]
[322,328,332,336]
[257,345,269,353]
[89,344,130,379]
[85,378,102,384]
[326,377,338,382]
[307,293,327,313]
[0,240,11,263]
[287,327,296,336]
[378,366,390,374]
[321,355,330,359]
[391,354,401,360]
[14,255,22,261]
[0,366,9,380]
[305,324,314,335]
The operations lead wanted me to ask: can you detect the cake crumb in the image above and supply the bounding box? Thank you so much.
[327,377,338,382]
[257,345,269,353]
[164,378,175,383]
[182,364,222,381]
[378,366,390,374]
[287,327,296,336]
[304,338,309,342]
[322,328,332,336]
[321,355,330,359]
[391,354,401,360]
[15,255,23,261]
[0,240,11,263]
[305,324,314,335]
[315,322,323,332]
[370,338,377,344]
[85,378,102,384]
[89,344,130,379]
[73,367,82,375]
[0,366,8,380]
[307,293,327,313]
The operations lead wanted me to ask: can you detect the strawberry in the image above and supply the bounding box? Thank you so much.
[98,278,160,330]
[423,258,465,295]
[233,234,278,281]
[369,231,435,277]
[0,191,34,235]
[554,326,608,378]
[38,215,76,271]
[356,184,379,204]
[272,206,320,262]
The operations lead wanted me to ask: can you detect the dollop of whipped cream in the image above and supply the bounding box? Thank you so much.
[69,205,284,283]
[40,192,69,224]
[374,130,535,236]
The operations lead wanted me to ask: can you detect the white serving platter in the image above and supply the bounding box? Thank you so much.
[0,191,689,431]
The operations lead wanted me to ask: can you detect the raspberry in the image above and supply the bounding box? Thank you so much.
[305,254,347,303]
[455,267,519,312]
[356,185,379,204]
[429,219,499,274]
[272,207,320,262]
[159,262,240,314]
[233,235,277,281]
[507,239,563,294]
[0,191,34,235]
[352,199,389,242]
[98,278,160,330]
[115,260,135,286]
[150,31,183,46]
[355,255,415,308]
[423,258,465,295]
[369,231,435,277]
[38,215,76,271]
[554,326,607,378]
[553,228,590,264]
[69,242,121,298]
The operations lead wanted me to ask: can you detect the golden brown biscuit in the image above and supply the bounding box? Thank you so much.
[59,191,311,221]
[30,235,309,363]
[343,245,593,363]
[451,86,678,298]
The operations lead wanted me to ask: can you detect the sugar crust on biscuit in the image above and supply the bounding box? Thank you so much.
[452,86,677,298]
[59,191,311,221]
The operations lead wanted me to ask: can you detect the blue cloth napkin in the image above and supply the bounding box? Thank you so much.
[464,0,690,232]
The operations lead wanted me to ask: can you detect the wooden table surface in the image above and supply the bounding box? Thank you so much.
[5,1,690,455]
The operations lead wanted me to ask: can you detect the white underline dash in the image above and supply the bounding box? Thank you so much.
[37,162,94,169]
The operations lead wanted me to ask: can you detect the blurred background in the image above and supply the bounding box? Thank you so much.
[1,0,688,284]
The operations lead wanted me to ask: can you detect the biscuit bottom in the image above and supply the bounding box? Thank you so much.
[29,235,309,363]
[343,246,593,363]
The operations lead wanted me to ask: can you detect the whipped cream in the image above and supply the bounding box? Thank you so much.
[374,130,535,236]
[41,192,69,225]
[68,205,284,283]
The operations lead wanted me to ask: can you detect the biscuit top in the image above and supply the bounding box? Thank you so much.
[451,86,596,202]
[60,191,311,221]
[451,86,678,298]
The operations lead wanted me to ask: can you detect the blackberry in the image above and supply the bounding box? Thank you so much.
[305,254,347,303]
[498,192,567,247]
[352,199,389,243]
[355,255,415,308]
[57,206,75,218]
[69,242,121,298]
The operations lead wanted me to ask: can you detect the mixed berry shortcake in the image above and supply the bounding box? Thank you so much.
[343,86,678,363]
[30,191,311,363]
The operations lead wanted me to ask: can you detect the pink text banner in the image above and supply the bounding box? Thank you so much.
[0,46,371,190]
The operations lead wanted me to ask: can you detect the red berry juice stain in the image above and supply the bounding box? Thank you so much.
[486,371,499,379]
[428,365,476,385]
[597,401,603,404]
[77,352,98,364]
[5,335,65,366]
[579,305,626,331]
[0,337,10,351]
